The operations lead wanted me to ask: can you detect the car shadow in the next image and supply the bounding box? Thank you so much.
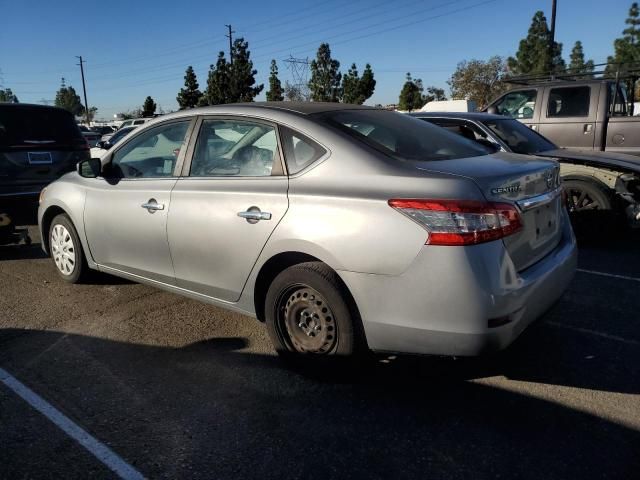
[0,328,638,479]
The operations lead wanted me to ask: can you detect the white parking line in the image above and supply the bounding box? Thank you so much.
[0,367,145,480]
[577,268,640,283]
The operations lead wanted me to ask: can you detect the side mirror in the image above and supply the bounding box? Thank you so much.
[77,158,102,178]
[486,105,498,115]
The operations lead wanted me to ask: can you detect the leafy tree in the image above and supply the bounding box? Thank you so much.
[0,88,18,103]
[607,3,640,77]
[87,106,98,122]
[423,86,447,103]
[398,73,425,111]
[54,78,84,116]
[309,43,342,102]
[228,38,263,102]
[568,41,595,75]
[266,59,284,101]
[508,11,565,75]
[200,52,230,106]
[284,81,305,101]
[142,96,157,117]
[341,63,377,104]
[177,66,202,109]
[448,56,508,109]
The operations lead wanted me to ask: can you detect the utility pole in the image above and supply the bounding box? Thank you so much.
[549,0,557,71]
[225,24,235,65]
[76,56,90,125]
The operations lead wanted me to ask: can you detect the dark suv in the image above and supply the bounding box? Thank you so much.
[0,104,89,228]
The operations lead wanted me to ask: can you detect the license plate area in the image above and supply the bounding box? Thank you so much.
[530,199,560,248]
[28,152,53,164]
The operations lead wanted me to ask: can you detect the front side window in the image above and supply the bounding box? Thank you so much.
[190,119,279,177]
[493,90,537,119]
[110,121,190,178]
[485,119,556,154]
[547,86,591,117]
[316,110,488,162]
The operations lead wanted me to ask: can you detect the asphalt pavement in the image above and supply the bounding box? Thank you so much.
[0,225,638,479]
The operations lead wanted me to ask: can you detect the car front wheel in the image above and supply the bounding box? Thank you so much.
[49,214,87,283]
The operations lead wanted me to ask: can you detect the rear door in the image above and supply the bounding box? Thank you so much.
[538,85,597,150]
[167,116,289,302]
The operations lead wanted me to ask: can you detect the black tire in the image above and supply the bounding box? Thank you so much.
[563,178,612,213]
[48,213,88,283]
[265,262,363,359]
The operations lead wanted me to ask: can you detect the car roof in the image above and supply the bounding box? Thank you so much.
[169,102,375,118]
[410,111,507,121]
[0,103,71,114]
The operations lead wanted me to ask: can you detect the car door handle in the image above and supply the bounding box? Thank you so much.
[141,199,165,212]
[238,209,272,223]
[584,124,593,134]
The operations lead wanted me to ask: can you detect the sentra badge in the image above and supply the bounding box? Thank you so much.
[491,184,521,195]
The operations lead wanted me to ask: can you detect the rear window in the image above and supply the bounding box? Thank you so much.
[547,87,590,117]
[0,106,83,147]
[315,109,488,162]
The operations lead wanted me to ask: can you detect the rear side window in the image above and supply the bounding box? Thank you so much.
[547,87,590,117]
[316,110,488,162]
[493,90,537,119]
[0,106,83,147]
[280,127,326,174]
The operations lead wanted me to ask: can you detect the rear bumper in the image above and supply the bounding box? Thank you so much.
[338,210,577,356]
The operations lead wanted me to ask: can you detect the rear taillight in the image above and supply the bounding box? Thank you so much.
[388,199,523,246]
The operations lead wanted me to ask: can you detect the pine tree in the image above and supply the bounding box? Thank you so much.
[357,63,376,104]
[568,41,595,75]
[398,73,425,112]
[341,64,361,104]
[309,43,342,102]
[423,86,447,103]
[266,59,284,101]
[228,38,263,102]
[142,96,157,117]
[54,78,84,116]
[200,52,230,106]
[508,11,565,75]
[607,3,640,74]
[177,66,202,109]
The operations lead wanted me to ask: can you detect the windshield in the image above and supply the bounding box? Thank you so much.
[315,109,489,161]
[485,119,556,154]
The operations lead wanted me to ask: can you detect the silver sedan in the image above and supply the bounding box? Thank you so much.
[38,103,577,361]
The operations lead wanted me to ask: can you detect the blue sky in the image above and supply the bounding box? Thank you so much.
[0,0,634,120]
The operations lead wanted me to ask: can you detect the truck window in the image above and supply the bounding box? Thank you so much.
[609,83,630,116]
[493,90,537,119]
[547,86,590,117]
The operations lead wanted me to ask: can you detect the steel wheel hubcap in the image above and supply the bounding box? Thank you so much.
[51,224,76,276]
[279,286,337,354]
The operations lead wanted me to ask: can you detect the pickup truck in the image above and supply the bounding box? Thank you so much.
[485,79,640,155]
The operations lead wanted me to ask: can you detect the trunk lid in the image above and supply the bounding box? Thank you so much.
[415,152,563,271]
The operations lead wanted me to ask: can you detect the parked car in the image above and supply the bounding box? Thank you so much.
[413,112,640,227]
[117,118,152,130]
[38,103,576,363]
[1,104,89,241]
[90,125,116,136]
[485,78,640,155]
[78,125,101,147]
[90,126,137,158]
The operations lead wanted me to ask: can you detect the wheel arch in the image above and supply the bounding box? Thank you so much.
[40,205,68,255]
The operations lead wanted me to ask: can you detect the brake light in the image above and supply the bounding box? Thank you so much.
[388,199,523,246]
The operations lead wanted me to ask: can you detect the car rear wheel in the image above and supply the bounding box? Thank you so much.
[265,262,361,359]
[563,179,612,212]
[49,214,87,283]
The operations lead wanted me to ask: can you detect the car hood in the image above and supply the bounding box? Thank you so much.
[540,148,640,173]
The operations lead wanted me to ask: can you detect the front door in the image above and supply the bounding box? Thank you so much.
[167,117,289,302]
[84,119,193,284]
